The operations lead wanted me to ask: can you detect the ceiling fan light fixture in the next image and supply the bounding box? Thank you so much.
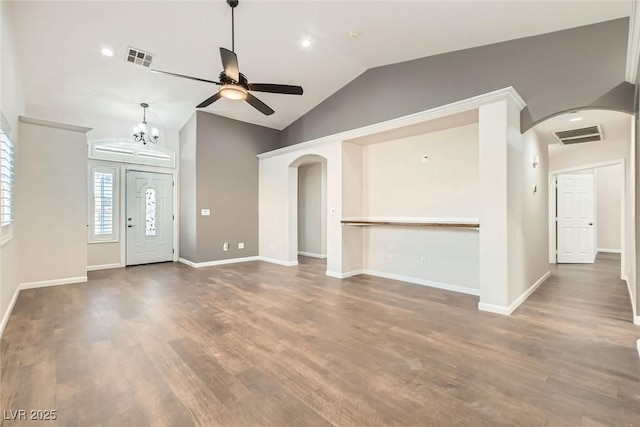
[220,84,248,101]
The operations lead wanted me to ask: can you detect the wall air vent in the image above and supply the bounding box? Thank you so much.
[125,47,154,68]
[553,125,603,145]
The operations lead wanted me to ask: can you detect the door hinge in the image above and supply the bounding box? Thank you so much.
[173,181,175,187]
[172,249,175,254]
[173,214,175,220]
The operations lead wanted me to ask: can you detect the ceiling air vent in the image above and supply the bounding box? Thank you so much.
[125,47,154,68]
[553,125,604,145]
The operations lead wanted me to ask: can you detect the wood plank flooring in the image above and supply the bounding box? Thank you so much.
[1,253,639,426]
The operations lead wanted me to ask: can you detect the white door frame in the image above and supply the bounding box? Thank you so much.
[119,164,178,267]
[548,159,625,278]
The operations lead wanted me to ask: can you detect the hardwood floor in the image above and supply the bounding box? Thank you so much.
[1,253,639,426]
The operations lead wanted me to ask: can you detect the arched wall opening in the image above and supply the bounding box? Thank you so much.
[288,155,328,263]
[530,108,636,321]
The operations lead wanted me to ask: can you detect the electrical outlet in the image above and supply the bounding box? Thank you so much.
[330,208,336,215]
[238,242,244,249]
[223,242,229,251]
[388,255,393,262]
[201,209,211,216]
[420,258,426,266]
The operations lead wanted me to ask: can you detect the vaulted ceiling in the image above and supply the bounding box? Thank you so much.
[9,0,632,131]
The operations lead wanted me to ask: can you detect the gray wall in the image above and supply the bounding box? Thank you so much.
[179,113,197,261]
[298,162,326,256]
[281,18,633,147]
[192,111,280,263]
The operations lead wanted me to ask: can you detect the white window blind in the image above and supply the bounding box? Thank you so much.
[94,172,114,235]
[0,131,14,226]
[89,164,118,242]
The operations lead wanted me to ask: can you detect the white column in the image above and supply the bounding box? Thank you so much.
[478,99,523,313]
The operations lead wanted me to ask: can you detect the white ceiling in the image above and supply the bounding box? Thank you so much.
[10,0,632,132]
[533,109,632,156]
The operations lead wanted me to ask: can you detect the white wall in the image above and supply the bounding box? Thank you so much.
[259,142,343,271]
[0,0,26,332]
[516,129,550,304]
[16,120,88,285]
[25,103,180,268]
[341,142,364,274]
[549,138,627,172]
[595,164,622,252]
[362,124,479,218]
[297,162,326,257]
[361,124,480,291]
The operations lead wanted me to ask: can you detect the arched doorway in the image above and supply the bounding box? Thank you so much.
[288,154,328,265]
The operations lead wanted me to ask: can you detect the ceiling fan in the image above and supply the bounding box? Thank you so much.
[151,0,303,116]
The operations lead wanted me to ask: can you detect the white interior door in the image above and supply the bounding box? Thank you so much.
[557,173,595,263]
[126,171,174,265]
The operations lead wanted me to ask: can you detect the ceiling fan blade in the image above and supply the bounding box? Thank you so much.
[249,83,303,95]
[245,93,274,116]
[151,69,220,85]
[220,47,240,82]
[196,92,222,108]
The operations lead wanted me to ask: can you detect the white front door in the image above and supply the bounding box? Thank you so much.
[557,173,595,263]
[126,171,174,265]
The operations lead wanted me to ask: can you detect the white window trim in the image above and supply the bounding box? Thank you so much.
[88,161,120,244]
[0,113,14,246]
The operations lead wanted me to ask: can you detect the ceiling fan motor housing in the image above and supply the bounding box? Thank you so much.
[227,0,239,8]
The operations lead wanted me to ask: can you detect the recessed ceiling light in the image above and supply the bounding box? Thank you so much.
[569,117,583,122]
[101,48,114,57]
[301,39,311,48]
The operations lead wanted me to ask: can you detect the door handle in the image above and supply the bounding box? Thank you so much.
[128,224,136,228]
[589,222,593,226]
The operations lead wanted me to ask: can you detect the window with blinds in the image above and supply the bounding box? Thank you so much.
[0,130,14,227]
[94,172,114,235]
[89,164,119,242]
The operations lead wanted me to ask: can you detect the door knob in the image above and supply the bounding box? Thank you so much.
[589,222,593,226]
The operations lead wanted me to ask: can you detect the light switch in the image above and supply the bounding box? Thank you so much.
[201,209,211,216]
[238,242,244,249]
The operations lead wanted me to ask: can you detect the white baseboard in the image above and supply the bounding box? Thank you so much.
[326,270,363,279]
[258,257,298,267]
[87,263,123,272]
[508,271,551,314]
[637,340,640,358]
[479,271,551,316]
[181,256,301,268]
[597,248,622,254]
[0,285,20,338]
[178,256,260,268]
[19,276,88,290]
[624,277,637,323]
[298,251,327,259]
[363,270,480,296]
[328,269,479,295]
[477,302,511,315]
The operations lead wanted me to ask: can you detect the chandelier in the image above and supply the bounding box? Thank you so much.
[133,103,159,144]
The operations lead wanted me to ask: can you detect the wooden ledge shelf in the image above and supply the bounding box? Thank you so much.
[341,220,479,229]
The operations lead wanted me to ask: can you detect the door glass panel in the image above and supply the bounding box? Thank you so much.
[145,188,157,236]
